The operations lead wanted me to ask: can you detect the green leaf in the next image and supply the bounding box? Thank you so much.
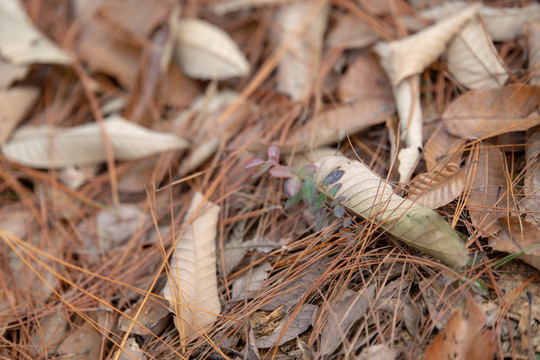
[328,183,342,198]
[312,193,326,212]
[301,178,316,205]
[285,191,302,208]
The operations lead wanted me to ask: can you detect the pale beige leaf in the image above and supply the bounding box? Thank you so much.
[255,304,317,348]
[404,1,469,32]
[425,297,495,360]
[312,155,470,267]
[447,16,508,89]
[0,0,72,65]
[393,75,423,183]
[465,147,510,237]
[31,313,68,355]
[1,115,189,168]
[488,217,540,271]
[408,163,467,209]
[273,1,327,101]
[0,58,29,89]
[253,98,395,154]
[528,22,540,86]
[374,3,479,85]
[325,13,379,49]
[357,344,396,360]
[174,18,250,80]
[163,192,221,343]
[480,4,540,42]
[442,85,540,139]
[0,86,40,143]
[116,338,146,360]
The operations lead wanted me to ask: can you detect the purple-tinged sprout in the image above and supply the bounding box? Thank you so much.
[251,163,272,178]
[300,164,317,177]
[267,145,280,164]
[245,158,266,169]
[269,165,294,178]
[285,176,302,197]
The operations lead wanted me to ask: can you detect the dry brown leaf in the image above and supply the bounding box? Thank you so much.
[174,18,250,80]
[528,22,540,86]
[1,115,189,168]
[312,155,470,267]
[408,163,467,209]
[489,217,540,271]
[337,53,393,103]
[443,85,540,139]
[273,1,327,101]
[466,147,510,237]
[231,261,272,302]
[56,317,102,360]
[522,128,540,223]
[447,16,508,89]
[480,4,540,42]
[118,297,170,336]
[163,192,221,344]
[255,304,318,348]
[258,98,395,154]
[30,313,68,355]
[423,124,463,172]
[357,344,396,360]
[75,18,140,89]
[0,86,40,144]
[374,3,479,85]
[115,338,147,360]
[0,0,72,65]
[425,296,495,360]
[212,0,289,15]
[325,13,379,49]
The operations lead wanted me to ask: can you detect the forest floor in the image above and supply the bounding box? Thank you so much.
[1,0,540,359]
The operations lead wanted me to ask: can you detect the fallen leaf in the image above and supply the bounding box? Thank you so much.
[357,344,396,360]
[480,4,540,42]
[446,16,508,89]
[373,3,479,85]
[31,313,68,356]
[408,163,467,209]
[255,304,318,348]
[163,192,221,344]
[522,128,540,223]
[115,338,147,360]
[325,13,379,49]
[337,53,393,103]
[118,297,170,336]
[423,124,463,172]
[488,217,540,271]
[465,147,509,237]
[174,18,250,80]
[403,2,469,32]
[273,1,327,101]
[231,261,272,302]
[57,317,102,360]
[0,58,29,89]
[0,0,72,65]
[442,85,540,139]
[212,0,289,16]
[310,155,470,267]
[1,115,189,168]
[0,86,40,144]
[528,22,540,85]
[425,296,495,360]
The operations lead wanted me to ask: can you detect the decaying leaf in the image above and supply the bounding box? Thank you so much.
[231,261,272,302]
[174,18,250,80]
[115,338,147,360]
[311,155,470,267]
[254,304,317,348]
[425,296,495,360]
[529,22,540,86]
[0,86,40,144]
[357,344,396,360]
[31,313,68,356]
[118,296,170,336]
[465,147,510,237]
[373,3,479,85]
[254,98,395,154]
[423,124,464,172]
[480,4,540,42]
[1,115,189,168]
[408,163,467,209]
[163,192,221,344]
[325,13,379,49]
[212,0,288,15]
[442,85,540,139]
[56,317,102,360]
[446,16,508,89]
[488,217,540,271]
[273,1,327,101]
[522,127,540,223]
[0,0,72,65]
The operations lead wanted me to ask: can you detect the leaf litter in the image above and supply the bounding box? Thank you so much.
[1,0,540,359]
